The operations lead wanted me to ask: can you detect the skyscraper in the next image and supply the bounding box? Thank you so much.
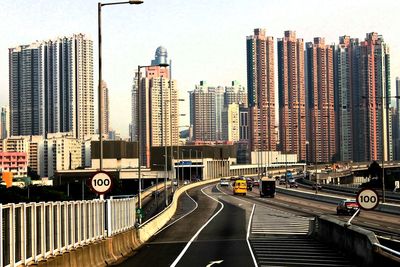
[221,103,240,142]
[335,36,357,162]
[101,80,110,136]
[189,81,247,143]
[135,47,179,167]
[353,33,392,162]
[224,80,248,107]
[189,81,216,141]
[306,37,336,163]
[9,34,94,140]
[1,106,10,139]
[246,29,276,153]
[277,31,306,161]
[9,42,42,136]
[215,86,225,141]
[394,77,400,160]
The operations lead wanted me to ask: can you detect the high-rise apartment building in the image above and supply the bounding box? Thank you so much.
[393,77,400,160]
[222,103,240,142]
[352,33,392,162]
[189,81,216,142]
[277,31,306,161]
[9,33,94,140]
[215,86,225,140]
[224,80,248,107]
[1,106,10,139]
[130,72,139,142]
[101,80,110,136]
[189,81,247,143]
[335,36,358,162]
[306,37,336,163]
[246,28,276,153]
[40,135,82,178]
[135,47,179,167]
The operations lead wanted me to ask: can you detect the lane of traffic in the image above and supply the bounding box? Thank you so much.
[174,184,256,267]
[118,185,220,267]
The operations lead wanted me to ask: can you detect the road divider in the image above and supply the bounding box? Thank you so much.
[138,179,219,243]
[277,187,400,215]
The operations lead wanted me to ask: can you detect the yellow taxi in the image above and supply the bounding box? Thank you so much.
[233,179,247,195]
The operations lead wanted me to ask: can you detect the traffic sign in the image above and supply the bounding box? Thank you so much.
[89,171,113,195]
[136,208,143,218]
[356,188,379,210]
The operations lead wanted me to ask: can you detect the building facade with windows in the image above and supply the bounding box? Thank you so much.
[246,28,276,153]
[9,33,94,140]
[132,47,179,167]
[306,37,336,163]
[277,30,306,161]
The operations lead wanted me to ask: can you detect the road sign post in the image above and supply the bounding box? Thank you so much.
[89,171,113,199]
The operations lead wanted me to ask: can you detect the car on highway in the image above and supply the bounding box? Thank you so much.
[253,179,260,187]
[220,178,230,186]
[288,178,298,188]
[279,176,286,185]
[233,179,247,195]
[312,183,322,190]
[246,178,253,191]
[336,200,360,216]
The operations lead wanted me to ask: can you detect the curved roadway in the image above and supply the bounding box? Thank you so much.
[118,183,363,267]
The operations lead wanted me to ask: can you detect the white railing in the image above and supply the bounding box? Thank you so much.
[1,197,136,267]
[106,197,136,236]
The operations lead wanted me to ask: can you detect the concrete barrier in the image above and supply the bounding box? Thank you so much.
[277,187,400,215]
[310,215,399,266]
[138,179,219,243]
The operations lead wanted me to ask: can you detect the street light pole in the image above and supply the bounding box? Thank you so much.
[136,65,142,213]
[98,2,103,171]
[98,0,143,202]
[161,76,169,207]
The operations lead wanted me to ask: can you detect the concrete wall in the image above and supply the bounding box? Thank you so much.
[311,215,378,266]
[310,215,400,267]
[138,179,218,243]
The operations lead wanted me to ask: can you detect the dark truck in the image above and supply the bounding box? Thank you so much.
[260,177,276,198]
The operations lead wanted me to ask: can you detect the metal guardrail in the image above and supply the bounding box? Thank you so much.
[374,242,400,258]
[1,197,136,267]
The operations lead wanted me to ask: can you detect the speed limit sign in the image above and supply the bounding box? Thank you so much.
[356,188,379,210]
[90,171,113,195]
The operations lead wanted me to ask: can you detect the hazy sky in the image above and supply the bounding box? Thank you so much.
[1,0,399,138]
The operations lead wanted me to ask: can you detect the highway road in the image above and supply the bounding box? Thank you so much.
[257,185,400,239]
[118,183,357,267]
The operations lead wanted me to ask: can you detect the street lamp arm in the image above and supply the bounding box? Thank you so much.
[101,0,144,7]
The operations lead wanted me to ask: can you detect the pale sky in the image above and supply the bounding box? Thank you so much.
[1,0,400,138]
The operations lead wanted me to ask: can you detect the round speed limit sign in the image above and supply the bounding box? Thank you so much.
[356,188,379,210]
[90,172,112,195]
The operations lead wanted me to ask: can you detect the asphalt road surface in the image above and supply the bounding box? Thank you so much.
[118,184,255,267]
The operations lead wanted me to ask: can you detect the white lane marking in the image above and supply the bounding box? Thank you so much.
[206,260,224,267]
[154,190,198,236]
[247,204,258,267]
[170,184,224,267]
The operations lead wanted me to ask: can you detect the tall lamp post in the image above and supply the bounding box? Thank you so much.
[136,63,168,212]
[98,0,143,202]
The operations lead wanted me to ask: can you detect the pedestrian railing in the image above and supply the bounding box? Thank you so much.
[1,197,136,267]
